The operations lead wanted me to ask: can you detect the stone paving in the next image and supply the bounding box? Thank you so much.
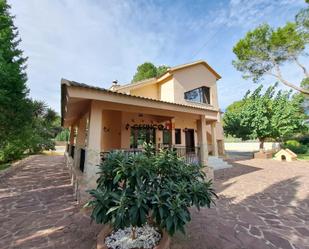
[0,155,101,249]
[171,159,309,249]
[0,155,308,249]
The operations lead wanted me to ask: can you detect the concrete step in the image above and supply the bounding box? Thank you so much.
[208,156,232,170]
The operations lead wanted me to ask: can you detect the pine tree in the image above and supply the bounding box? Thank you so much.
[0,0,31,160]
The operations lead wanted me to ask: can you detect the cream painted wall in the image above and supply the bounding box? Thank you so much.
[120,112,170,149]
[173,118,198,147]
[159,78,175,102]
[130,84,159,99]
[101,110,121,151]
[172,64,219,108]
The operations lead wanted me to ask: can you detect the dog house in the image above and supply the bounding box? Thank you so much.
[274,149,297,162]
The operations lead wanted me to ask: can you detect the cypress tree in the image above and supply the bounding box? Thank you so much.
[0,0,31,160]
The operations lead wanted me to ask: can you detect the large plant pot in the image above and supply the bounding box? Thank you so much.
[97,225,170,249]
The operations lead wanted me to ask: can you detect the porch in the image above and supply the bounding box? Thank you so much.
[61,80,221,196]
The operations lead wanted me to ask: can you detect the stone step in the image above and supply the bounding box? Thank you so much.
[208,156,232,170]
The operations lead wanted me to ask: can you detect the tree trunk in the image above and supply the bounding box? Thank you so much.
[259,138,265,151]
[131,226,136,240]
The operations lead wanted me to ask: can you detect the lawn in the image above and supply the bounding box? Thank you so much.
[298,154,309,161]
[0,163,11,171]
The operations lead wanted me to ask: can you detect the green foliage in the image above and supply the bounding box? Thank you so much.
[0,0,32,151]
[223,84,307,149]
[0,162,10,171]
[55,128,70,141]
[25,100,60,154]
[156,65,170,77]
[86,144,217,237]
[131,62,170,83]
[0,1,62,163]
[233,6,309,94]
[284,140,308,154]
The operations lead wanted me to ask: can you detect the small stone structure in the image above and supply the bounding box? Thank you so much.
[274,149,297,162]
[254,150,273,159]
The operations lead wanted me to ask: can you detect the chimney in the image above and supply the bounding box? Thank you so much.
[110,80,120,91]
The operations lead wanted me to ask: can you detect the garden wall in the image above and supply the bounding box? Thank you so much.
[224,142,280,152]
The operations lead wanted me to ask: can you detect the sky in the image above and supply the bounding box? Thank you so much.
[8,0,308,113]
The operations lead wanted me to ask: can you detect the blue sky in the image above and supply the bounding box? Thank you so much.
[8,0,308,112]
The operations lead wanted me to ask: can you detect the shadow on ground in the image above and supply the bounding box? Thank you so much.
[171,159,309,249]
[0,155,102,249]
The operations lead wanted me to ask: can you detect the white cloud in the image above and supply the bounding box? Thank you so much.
[9,0,182,112]
[7,0,307,113]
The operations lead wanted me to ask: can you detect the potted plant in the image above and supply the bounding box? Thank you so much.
[85,144,217,249]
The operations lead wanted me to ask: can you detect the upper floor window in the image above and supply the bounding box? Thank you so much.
[184,86,210,104]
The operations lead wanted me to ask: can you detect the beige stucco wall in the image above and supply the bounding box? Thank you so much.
[120,112,171,149]
[172,64,219,108]
[101,110,122,151]
[173,118,198,147]
[159,78,175,102]
[130,83,159,99]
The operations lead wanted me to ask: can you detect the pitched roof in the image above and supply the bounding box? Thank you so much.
[114,60,221,92]
[61,79,217,112]
[168,60,221,79]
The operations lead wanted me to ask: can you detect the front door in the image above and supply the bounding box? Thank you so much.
[185,129,195,153]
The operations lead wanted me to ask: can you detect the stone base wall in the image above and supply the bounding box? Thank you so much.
[64,148,101,204]
[64,152,86,203]
[204,166,214,181]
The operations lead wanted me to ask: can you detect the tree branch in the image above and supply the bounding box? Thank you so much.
[272,63,309,95]
[294,57,309,78]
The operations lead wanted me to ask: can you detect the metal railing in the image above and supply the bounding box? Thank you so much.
[79,148,85,172]
[70,145,75,159]
[100,146,200,165]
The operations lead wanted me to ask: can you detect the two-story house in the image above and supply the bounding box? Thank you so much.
[61,60,224,201]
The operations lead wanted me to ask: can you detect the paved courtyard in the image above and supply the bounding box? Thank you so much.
[171,159,309,249]
[0,155,308,249]
[0,156,101,249]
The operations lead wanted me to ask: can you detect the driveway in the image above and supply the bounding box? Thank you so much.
[0,155,101,249]
[171,159,309,249]
[0,155,308,249]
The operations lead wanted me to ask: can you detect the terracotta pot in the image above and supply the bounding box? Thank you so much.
[97,225,170,249]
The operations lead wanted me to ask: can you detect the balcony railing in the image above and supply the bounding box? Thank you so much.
[100,146,200,165]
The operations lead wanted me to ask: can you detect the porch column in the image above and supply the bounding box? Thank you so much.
[74,117,87,169]
[69,125,75,145]
[170,118,175,146]
[197,116,214,180]
[76,117,87,148]
[197,115,208,165]
[211,122,218,156]
[84,101,102,190]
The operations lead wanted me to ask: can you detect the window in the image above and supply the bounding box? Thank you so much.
[175,129,181,144]
[163,130,171,144]
[184,86,210,104]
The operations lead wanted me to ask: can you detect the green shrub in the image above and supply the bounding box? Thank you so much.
[298,135,309,145]
[55,128,69,141]
[0,139,25,163]
[85,144,217,238]
[284,140,308,154]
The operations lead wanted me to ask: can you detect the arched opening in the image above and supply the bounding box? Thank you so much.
[281,155,286,161]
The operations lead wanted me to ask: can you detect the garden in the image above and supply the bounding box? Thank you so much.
[85,144,217,249]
